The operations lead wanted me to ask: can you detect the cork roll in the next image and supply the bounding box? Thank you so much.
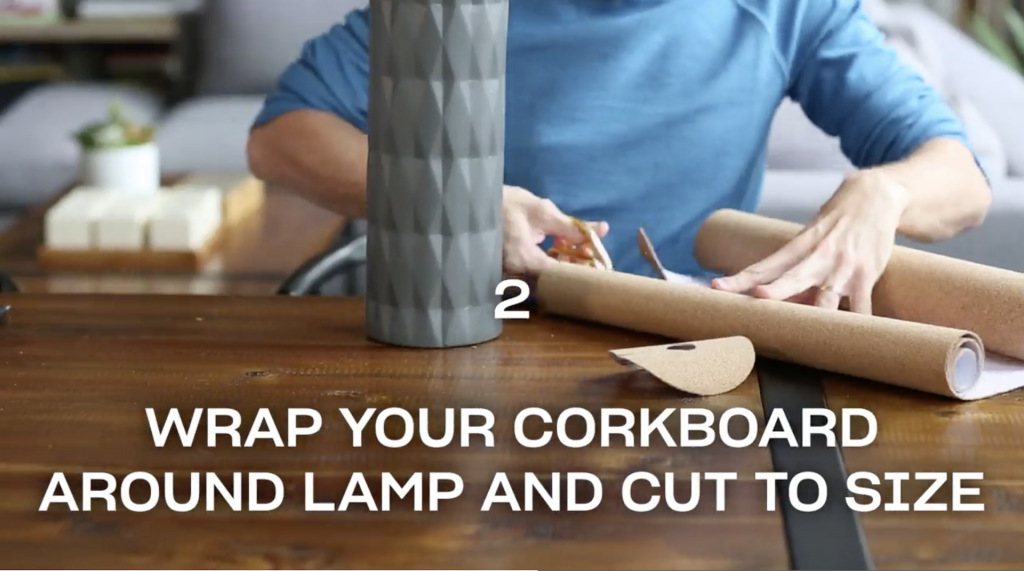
[694,209,1024,362]
[535,263,989,400]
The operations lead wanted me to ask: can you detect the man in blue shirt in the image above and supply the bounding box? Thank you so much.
[248,0,991,315]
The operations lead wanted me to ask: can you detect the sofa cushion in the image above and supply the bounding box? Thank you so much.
[766,99,855,172]
[886,34,944,95]
[198,0,368,95]
[0,82,163,209]
[868,1,950,96]
[990,114,1024,177]
[891,4,1024,177]
[862,0,894,24]
[877,19,947,95]
[878,14,1008,180]
[766,10,948,173]
[156,95,265,174]
[767,93,1011,182]
[756,170,1024,272]
[948,94,1008,180]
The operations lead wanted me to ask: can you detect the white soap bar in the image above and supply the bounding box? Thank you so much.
[96,194,160,251]
[149,188,223,251]
[44,189,117,250]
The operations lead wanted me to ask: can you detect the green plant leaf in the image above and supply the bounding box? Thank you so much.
[970,13,1023,72]
[1004,5,1024,60]
[72,98,156,150]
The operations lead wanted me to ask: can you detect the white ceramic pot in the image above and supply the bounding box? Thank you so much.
[80,142,160,192]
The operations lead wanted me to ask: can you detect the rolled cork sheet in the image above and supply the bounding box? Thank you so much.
[693,209,1024,362]
[535,263,990,400]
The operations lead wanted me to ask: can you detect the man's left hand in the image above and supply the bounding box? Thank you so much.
[710,170,910,314]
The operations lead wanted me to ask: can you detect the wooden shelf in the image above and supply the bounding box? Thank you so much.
[0,62,66,82]
[0,17,178,43]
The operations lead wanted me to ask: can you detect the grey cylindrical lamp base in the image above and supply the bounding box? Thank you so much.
[365,0,508,348]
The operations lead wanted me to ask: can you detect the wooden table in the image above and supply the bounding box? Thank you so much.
[823,381,1024,569]
[0,17,179,43]
[0,295,1022,569]
[0,185,346,296]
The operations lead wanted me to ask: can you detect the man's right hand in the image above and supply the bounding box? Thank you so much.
[502,186,609,276]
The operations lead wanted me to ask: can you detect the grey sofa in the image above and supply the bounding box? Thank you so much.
[757,1,1024,271]
[156,0,366,174]
[0,0,1022,273]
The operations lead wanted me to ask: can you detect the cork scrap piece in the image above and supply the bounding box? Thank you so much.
[637,226,668,280]
[611,336,756,396]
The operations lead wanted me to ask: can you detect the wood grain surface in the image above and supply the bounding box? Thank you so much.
[0,295,787,570]
[7,275,286,296]
[824,378,1024,570]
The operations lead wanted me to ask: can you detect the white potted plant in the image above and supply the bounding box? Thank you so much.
[75,101,160,193]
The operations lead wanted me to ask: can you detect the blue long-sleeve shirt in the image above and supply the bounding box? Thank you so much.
[253,0,974,277]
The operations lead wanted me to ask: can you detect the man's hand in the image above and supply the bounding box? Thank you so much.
[710,170,910,314]
[503,186,609,275]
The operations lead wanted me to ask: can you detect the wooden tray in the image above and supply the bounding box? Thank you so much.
[37,228,224,273]
[35,174,265,273]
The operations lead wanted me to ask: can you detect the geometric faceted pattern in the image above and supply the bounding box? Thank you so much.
[365,0,509,348]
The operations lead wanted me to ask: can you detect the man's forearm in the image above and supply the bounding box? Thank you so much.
[247,109,369,218]
[865,137,992,242]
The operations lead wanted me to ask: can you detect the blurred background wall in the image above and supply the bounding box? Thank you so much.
[2,0,1024,110]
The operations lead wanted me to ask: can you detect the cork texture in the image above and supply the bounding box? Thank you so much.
[611,336,756,396]
[694,209,1024,361]
[536,263,982,399]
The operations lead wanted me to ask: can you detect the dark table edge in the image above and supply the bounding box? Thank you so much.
[757,360,874,570]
